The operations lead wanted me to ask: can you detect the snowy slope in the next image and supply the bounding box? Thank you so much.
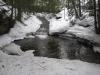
[49,8,70,34]
[0,14,41,48]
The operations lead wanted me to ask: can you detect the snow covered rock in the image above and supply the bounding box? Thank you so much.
[36,35,48,39]
[76,16,94,27]
[22,50,34,57]
[56,8,69,20]
[2,43,24,55]
[49,18,70,35]
[49,8,72,35]
[93,46,100,53]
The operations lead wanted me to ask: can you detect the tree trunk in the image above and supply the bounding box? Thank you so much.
[16,0,22,21]
[78,0,82,17]
[97,0,100,33]
[71,0,79,18]
[17,8,22,21]
[11,0,14,19]
[63,0,66,19]
[93,0,98,33]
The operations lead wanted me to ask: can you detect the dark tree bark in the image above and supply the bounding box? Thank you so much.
[97,0,100,33]
[11,0,14,19]
[93,0,98,33]
[71,0,79,18]
[17,8,22,21]
[67,0,70,15]
[16,0,22,21]
[78,0,82,17]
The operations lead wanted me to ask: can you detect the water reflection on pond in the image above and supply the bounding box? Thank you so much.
[14,35,100,63]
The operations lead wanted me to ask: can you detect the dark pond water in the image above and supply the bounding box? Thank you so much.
[14,35,100,63]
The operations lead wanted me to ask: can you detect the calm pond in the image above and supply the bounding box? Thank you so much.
[14,35,100,64]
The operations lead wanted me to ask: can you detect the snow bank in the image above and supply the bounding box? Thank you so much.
[0,51,100,75]
[35,13,54,21]
[56,8,69,20]
[76,16,94,27]
[0,14,41,48]
[70,12,94,27]
[2,43,23,55]
[49,18,70,34]
[36,35,48,39]
[67,25,100,44]
[66,21,100,52]
[49,8,70,34]
[9,14,41,39]
[67,12,100,45]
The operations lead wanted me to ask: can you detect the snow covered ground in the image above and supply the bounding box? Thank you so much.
[0,50,100,75]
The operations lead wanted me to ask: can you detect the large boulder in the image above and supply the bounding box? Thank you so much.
[0,9,15,35]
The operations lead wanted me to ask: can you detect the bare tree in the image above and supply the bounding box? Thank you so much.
[92,0,100,34]
[78,0,82,17]
[71,0,79,18]
[93,0,98,33]
[97,0,100,33]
